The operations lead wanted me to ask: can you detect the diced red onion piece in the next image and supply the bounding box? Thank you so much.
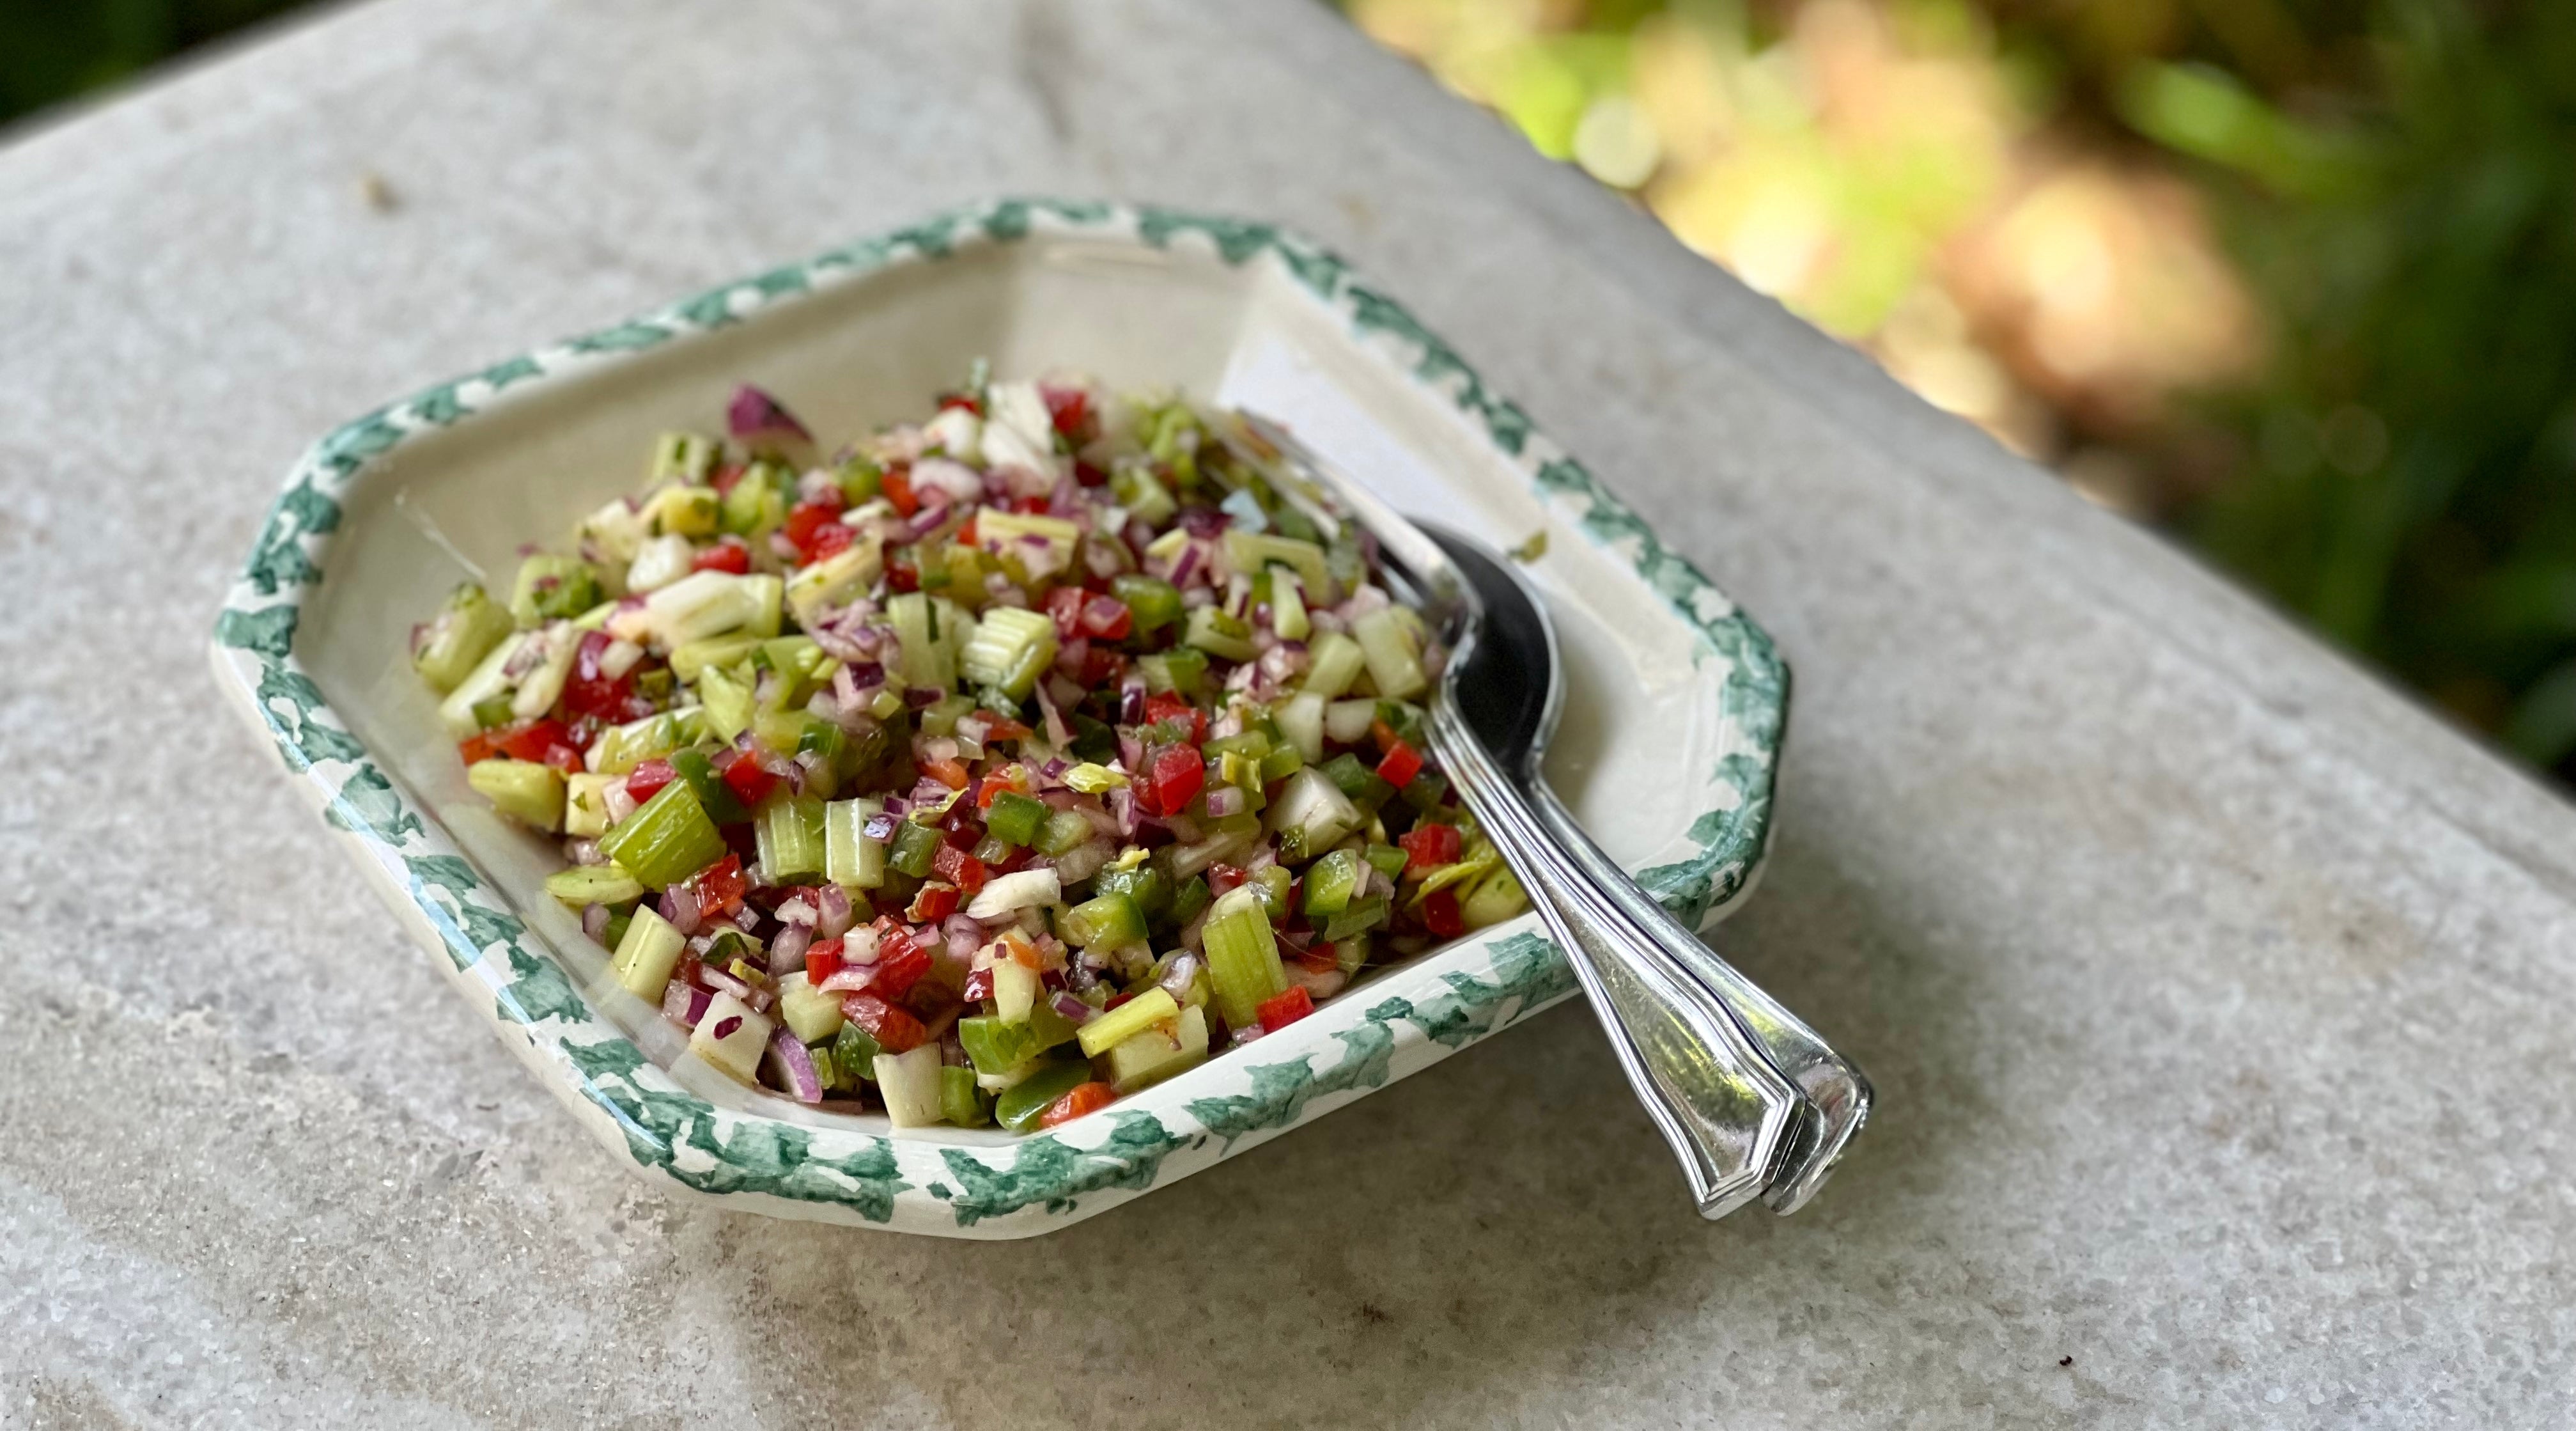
[1050,990,1097,1026]
[663,981,712,1028]
[728,384,814,445]
[764,1028,825,1104]
[661,884,703,937]
[769,920,814,976]
[582,903,612,944]
[815,884,855,939]
[1203,784,1248,818]
[699,963,754,1001]
[1157,952,1200,1005]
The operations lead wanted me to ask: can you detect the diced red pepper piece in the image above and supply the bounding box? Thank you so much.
[1369,719,1404,755]
[1398,823,1461,872]
[981,716,1032,743]
[1207,863,1247,896]
[1073,460,1109,489]
[961,966,995,1004]
[1422,888,1464,940]
[1376,739,1425,790]
[841,992,927,1054]
[716,747,778,808]
[1038,1081,1116,1129]
[907,882,960,924]
[921,756,970,790]
[560,631,634,722]
[1044,585,1088,641]
[937,393,982,416]
[1146,744,1204,816]
[805,939,846,986]
[931,842,987,897]
[710,462,747,497]
[1041,384,1089,437]
[782,500,844,561]
[1143,693,1207,746]
[1078,594,1133,641]
[625,758,677,804]
[804,521,855,564]
[869,935,932,1001]
[882,468,919,519]
[688,853,747,916]
[1013,494,1051,514]
[691,540,752,575]
[457,731,502,765]
[1078,645,1128,687]
[496,718,585,772]
[1257,986,1314,1033]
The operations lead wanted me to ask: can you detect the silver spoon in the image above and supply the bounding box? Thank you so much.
[1222,414,1868,1218]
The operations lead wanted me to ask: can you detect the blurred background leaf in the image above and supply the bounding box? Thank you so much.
[8,0,2576,786]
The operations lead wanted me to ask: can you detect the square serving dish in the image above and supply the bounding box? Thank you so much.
[210,199,1787,1238]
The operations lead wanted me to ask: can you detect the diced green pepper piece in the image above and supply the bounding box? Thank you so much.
[509,554,601,629]
[1092,864,1170,922]
[957,1003,1080,1077]
[1459,865,1529,929]
[697,663,756,744]
[1060,891,1147,952]
[544,863,642,908]
[1401,772,1449,813]
[720,460,788,536]
[1034,808,1095,858]
[887,820,943,879]
[994,1061,1094,1132]
[1138,648,1207,697]
[1202,730,1271,759]
[663,747,749,825]
[1183,606,1258,662]
[1259,744,1306,783]
[412,583,515,694]
[1170,875,1213,929]
[984,790,1048,847]
[940,1064,992,1127]
[1109,464,1177,526]
[1303,848,1363,918]
[1364,843,1409,880]
[833,1022,884,1081]
[1316,752,1395,811]
[599,776,728,889]
[1069,713,1119,763]
[468,759,565,832]
[1109,573,1184,634]
[837,453,883,506]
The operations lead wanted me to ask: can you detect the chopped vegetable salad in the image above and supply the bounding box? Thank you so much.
[410,369,1529,1130]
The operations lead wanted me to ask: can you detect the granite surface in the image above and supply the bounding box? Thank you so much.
[5,1,2573,1425]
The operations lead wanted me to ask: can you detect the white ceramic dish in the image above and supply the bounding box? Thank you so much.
[210,199,1787,1237]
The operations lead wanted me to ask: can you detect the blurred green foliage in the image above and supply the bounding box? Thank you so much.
[0,0,309,127]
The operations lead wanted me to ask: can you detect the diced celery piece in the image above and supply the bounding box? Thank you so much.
[1333,934,1370,975]
[1110,462,1177,526]
[413,583,515,694]
[649,430,718,485]
[1460,864,1529,929]
[775,972,847,1044]
[509,554,601,629]
[741,574,784,639]
[690,992,773,1084]
[584,709,701,775]
[599,776,727,889]
[1259,745,1305,783]
[1351,607,1427,700]
[754,793,826,883]
[1106,1005,1209,1094]
[833,1022,883,1081]
[1265,768,1363,856]
[1159,822,1255,879]
[720,460,788,536]
[507,623,581,721]
[1202,895,1287,1031]
[982,790,1048,847]
[561,772,614,838]
[887,593,957,690]
[1303,848,1364,918]
[993,1061,1093,1132]
[941,1065,993,1127]
[1323,893,1389,942]
[1276,691,1327,763]
[1183,606,1258,662]
[697,663,755,743]
[874,1044,946,1127]
[1222,529,1333,604]
[1076,987,1179,1058]
[642,482,720,538]
[1061,892,1146,952]
[671,632,763,683]
[609,905,685,1000]
[786,543,883,629]
[1303,631,1367,698]
[1270,568,1311,640]
[544,863,641,908]
[887,820,943,879]
[468,759,565,832]
[580,496,653,567]
[1110,572,1183,633]
[1092,864,1171,921]
[918,692,975,737]
[1035,809,1095,858]
[960,606,1057,697]
[1138,647,1207,696]
[837,454,883,504]
[824,797,887,889]
[1324,698,1378,746]
[977,509,1082,558]
[1204,730,1271,759]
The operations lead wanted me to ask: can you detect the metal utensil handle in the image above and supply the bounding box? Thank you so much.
[1521,784,1872,1214]
[1429,699,1806,1219]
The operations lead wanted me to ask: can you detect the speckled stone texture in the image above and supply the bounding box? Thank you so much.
[4,1,2571,1425]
